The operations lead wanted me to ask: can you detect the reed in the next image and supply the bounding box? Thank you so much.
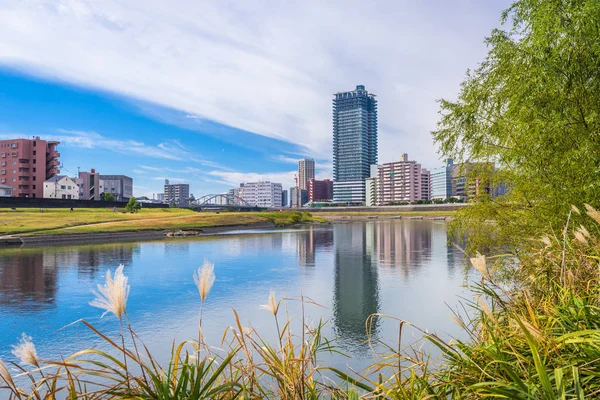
[5,207,600,398]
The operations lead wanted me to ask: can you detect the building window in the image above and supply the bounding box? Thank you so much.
[33,176,36,181]
[12,178,16,182]
[33,159,36,164]
[33,150,36,155]
[32,168,36,172]
[33,141,36,146]
[32,185,36,189]
[0,153,4,157]
[11,143,17,148]
[0,162,4,166]
[12,170,16,174]
[61,185,66,189]
[12,161,16,165]
[12,152,17,157]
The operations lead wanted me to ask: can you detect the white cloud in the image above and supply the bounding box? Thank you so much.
[209,170,297,191]
[0,0,510,167]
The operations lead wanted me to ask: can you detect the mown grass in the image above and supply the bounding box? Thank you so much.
[0,208,325,236]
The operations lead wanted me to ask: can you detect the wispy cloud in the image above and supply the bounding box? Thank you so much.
[0,1,509,166]
[271,155,299,164]
[209,170,297,190]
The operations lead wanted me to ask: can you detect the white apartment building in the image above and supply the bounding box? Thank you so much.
[239,181,282,208]
[43,175,79,199]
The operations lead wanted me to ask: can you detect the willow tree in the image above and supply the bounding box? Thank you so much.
[433,0,600,252]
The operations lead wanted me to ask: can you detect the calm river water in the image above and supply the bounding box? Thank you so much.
[0,220,470,375]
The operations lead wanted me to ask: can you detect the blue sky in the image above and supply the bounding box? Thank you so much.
[0,0,510,197]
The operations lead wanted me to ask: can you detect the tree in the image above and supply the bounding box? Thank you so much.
[103,192,115,202]
[126,196,141,213]
[432,0,600,252]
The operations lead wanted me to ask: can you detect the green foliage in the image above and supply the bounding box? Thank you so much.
[432,0,600,252]
[102,192,115,202]
[125,197,141,213]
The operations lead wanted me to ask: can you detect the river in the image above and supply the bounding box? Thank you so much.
[0,220,470,376]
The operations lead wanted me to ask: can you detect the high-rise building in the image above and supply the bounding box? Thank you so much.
[298,159,315,190]
[290,187,308,208]
[431,159,454,200]
[99,175,133,201]
[281,189,288,208]
[333,85,378,204]
[376,154,425,204]
[0,137,60,198]
[308,179,333,202]
[164,179,190,205]
[239,181,282,208]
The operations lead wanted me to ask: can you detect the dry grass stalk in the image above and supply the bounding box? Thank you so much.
[260,290,281,317]
[90,264,130,320]
[0,358,15,389]
[585,204,600,225]
[11,333,39,367]
[470,253,491,280]
[194,259,215,303]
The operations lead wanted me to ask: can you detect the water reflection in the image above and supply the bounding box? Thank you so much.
[0,244,137,310]
[0,221,465,372]
[332,223,380,352]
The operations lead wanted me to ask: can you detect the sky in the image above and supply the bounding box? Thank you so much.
[0,0,511,198]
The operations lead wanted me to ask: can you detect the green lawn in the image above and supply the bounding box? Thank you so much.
[0,208,325,236]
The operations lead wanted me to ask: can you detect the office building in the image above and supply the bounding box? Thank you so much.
[332,85,378,204]
[0,137,60,198]
[43,176,79,199]
[298,158,315,190]
[239,181,282,208]
[376,154,425,204]
[281,189,288,208]
[99,175,133,201]
[155,193,165,203]
[76,169,101,200]
[164,179,190,205]
[431,159,454,200]
[308,179,333,202]
[290,187,308,208]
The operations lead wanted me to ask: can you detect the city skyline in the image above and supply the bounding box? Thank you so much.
[0,1,510,198]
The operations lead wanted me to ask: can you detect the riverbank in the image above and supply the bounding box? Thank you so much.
[0,208,324,239]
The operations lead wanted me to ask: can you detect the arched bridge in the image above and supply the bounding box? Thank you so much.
[192,193,254,210]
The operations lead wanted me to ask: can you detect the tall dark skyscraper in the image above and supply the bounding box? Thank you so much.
[332,85,378,203]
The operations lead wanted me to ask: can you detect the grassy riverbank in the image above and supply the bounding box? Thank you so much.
[0,208,325,236]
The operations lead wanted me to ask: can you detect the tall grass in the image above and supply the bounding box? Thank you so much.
[4,205,600,398]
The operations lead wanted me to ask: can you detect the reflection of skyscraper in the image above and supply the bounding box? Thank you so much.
[376,221,432,275]
[332,223,380,352]
[296,226,334,267]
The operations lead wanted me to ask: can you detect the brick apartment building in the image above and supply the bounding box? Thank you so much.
[0,137,60,198]
[308,179,333,202]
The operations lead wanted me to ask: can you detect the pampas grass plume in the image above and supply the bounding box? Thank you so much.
[90,264,130,320]
[11,333,39,366]
[194,259,215,303]
[260,290,280,316]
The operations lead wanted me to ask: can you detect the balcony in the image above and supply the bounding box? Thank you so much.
[48,150,60,159]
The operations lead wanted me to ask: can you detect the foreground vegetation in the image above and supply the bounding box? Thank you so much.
[0,208,324,236]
